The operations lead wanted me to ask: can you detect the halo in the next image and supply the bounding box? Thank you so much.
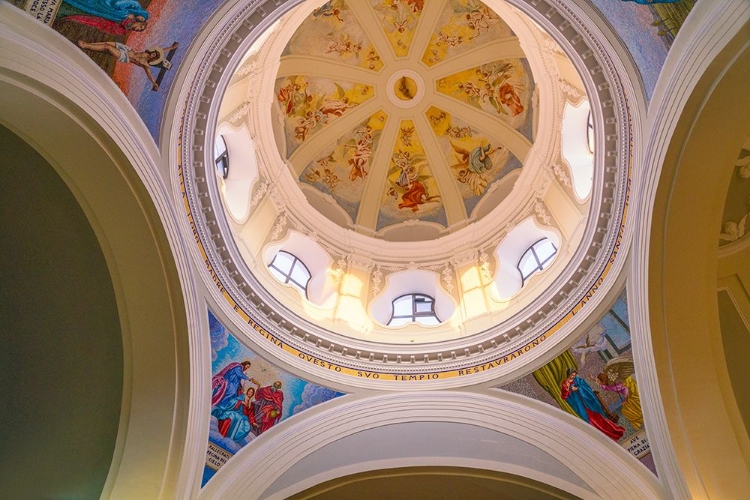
[147,47,166,66]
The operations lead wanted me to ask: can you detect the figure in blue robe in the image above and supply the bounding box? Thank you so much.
[211,361,251,407]
[468,144,493,174]
[211,390,254,441]
[561,369,626,441]
[63,0,149,22]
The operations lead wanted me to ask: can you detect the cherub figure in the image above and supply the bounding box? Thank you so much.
[436,31,464,47]
[347,126,373,180]
[466,7,499,38]
[400,126,414,147]
[325,34,362,56]
[447,124,473,139]
[590,356,643,430]
[313,1,344,22]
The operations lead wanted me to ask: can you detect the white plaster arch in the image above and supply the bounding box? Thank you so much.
[199,391,663,499]
[0,7,204,498]
[630,0,750,497]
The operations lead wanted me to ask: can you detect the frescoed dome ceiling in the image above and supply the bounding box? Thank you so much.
[273,0,536,237]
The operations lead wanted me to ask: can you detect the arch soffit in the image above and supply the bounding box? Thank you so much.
[630,0,750,497]
[198,391,663,500]
[0,8,204,499]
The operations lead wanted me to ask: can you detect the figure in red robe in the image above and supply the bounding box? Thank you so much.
[497,83,524,116]
[561,369,625,441]
[62,13,147,35]
[252,381,284,435]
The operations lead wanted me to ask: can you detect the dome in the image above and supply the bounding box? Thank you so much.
[5,0,749,497]
[187,0,626,386]
[272,1,537,239]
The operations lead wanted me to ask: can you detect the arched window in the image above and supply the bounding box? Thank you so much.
[561,100,594,199]
[387,293,441,327]
[268,251,311,297]
[214,135,229,178]
[518,238,558,284]
[586,111,594,154]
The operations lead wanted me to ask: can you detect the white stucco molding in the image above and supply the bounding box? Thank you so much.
[630,0,750,498]
[175,0,637,389]
[199,391,663,499]
[0,5,207,499]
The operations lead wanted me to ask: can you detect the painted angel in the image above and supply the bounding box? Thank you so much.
[466,7,499,38]
[313,1,344,22]
[450,142,498,195]
[571,323,608,367]
[392,151,439,211]
[347,126,373,181]
[590,356,643,430]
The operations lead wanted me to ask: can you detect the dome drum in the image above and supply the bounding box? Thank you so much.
[177,0,633,387]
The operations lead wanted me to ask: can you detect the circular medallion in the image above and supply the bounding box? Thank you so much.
[386,69,425,109]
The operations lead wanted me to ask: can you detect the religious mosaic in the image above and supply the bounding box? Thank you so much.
[421,0,515,67]
[426,106,521,217]
[588,0,696,101]
[501,289,656,475]
[301,110,388,224]
[376,120,446,230]
[12,0,225,143]
[203,310,344,486]
[274,75,374,158]
[282,1,383,71]
[369,0,424,58]
[436,58,535,141]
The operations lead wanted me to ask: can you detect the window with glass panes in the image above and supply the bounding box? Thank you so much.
[387,294,441,327]
[517,238,557,284]
[586,111,594,154]
[267,251,311,297]
[215,135,229,178]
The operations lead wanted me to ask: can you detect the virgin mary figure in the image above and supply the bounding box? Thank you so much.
[561,368,626,441]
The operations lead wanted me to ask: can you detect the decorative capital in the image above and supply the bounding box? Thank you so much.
[371,266,383,296]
